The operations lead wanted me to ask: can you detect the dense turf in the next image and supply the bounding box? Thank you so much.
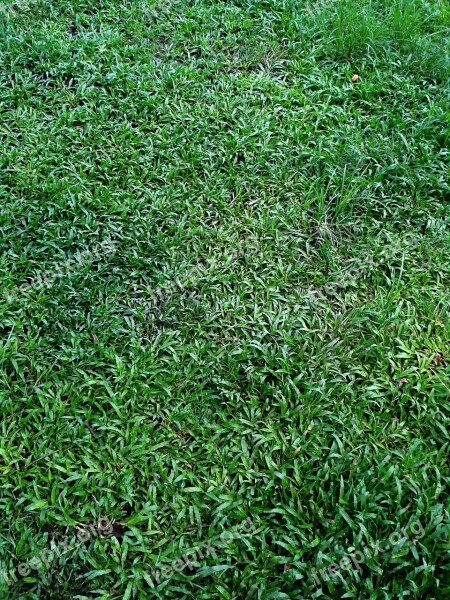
[0,0,449,598]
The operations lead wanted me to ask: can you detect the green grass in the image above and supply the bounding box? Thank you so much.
[0,0,449,598]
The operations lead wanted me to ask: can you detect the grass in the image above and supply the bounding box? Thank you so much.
[0,0,449,598]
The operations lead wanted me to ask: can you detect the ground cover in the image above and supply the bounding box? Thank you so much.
[0,0,449,598]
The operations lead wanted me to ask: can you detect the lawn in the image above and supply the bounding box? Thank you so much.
[0,0,449,598]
